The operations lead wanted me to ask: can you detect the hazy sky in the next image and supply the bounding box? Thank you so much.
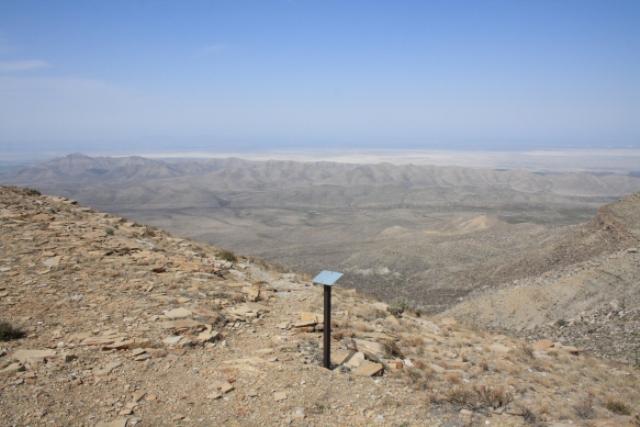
[1,0,639,157]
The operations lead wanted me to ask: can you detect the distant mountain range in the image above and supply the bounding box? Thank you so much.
[3,153,640,318]
[4,153,640,210]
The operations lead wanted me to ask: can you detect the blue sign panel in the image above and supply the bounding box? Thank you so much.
[312,270,343,286]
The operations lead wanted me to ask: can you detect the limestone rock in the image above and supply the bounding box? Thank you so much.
[164,307,192,319]
[293,312,322,328]
[353,360,384,377]
[345,351,366,369]
[196,327,220,344]
[12,349,56,364]
[163,336,182,346]
[0,362,25,377]
[353,339,387,360]
[331,350,352,366]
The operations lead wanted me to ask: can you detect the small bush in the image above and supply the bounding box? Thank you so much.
[574,394,595,419]
[605,398,631,415]
[475,384,513,409]
[403,335,425,348]
[555,318,568,327]
[388,298,410,316]
[519,344,535,360]
[0,321,25,341]
[105,227,115,236]
[444,386,476,407]
[521,407,538,425]
[217,250,238,263]
[440,384,513,410]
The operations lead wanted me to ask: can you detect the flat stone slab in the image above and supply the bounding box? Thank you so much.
[353,360,384,377]
[163,307,192,319]
[293,312,322,327]
[331,350,353,366]
[12,349,56,364]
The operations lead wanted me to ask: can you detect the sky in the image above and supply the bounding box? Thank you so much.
[0,0,639,158]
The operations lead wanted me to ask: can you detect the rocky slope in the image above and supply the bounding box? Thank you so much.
[445,193,640,364]
[1,186,639,426]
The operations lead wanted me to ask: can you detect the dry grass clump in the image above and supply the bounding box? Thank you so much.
[0,321,25,341]
[443,386,477,407]
[604,397,631,415]
[573,394,595,419]
[402,335,425,348]
[438,384,513,410]
[403,367,430,391]
[475,384,513,409]
[382,340,404,358]
[217,249,238,263]
[444,371,462,384]
[518,343,535,361]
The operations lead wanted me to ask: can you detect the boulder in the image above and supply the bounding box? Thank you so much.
[196,329,220,344]
[330,350,352,366]
[293,312,322,328]
[0,362,24,377]
[353,339,388,360]
[345,351,366,369]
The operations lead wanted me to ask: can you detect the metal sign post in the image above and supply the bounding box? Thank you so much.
[312,270,343,370]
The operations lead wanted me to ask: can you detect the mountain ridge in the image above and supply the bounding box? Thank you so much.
[444,192,640,363]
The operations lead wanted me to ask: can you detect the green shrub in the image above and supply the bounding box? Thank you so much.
[0,321,25,341]
[388,298,410,316]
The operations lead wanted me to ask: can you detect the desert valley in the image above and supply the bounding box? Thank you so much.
[1,154,639,426]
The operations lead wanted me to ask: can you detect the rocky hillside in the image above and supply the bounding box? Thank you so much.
[445,193,640,364]
[1,186,639,426]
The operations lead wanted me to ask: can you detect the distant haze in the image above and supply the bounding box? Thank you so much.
[135,148,640,173]
[1,1,639,156]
